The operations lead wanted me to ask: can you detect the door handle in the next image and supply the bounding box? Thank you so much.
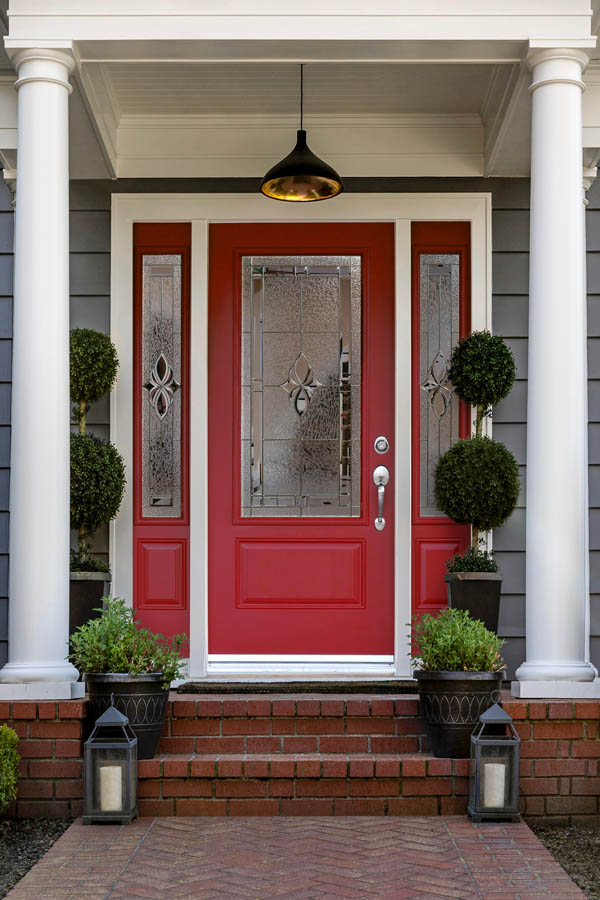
[373,465,390,531]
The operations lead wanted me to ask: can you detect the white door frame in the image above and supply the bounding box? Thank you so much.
[110,193,492,680]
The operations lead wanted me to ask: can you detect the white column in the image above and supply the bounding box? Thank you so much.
[0,49,79,690]
[515,48,597,691]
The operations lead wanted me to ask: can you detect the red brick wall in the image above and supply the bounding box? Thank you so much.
[0,701,85,818]
[1,697,599,821]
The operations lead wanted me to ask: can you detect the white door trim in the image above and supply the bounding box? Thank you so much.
[110,192,492,680]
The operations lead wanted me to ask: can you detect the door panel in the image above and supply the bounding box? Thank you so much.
[133,223,190,639]
[411,222,471,619]
[208,223,395,656]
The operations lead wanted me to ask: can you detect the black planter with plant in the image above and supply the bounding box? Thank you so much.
[435,331,520,632]
[69,329,125,634]
[69,598,186,759]
[412,608,505,758]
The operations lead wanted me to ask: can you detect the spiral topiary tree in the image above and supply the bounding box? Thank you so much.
[435,330,519,557]
[70,329,125,572]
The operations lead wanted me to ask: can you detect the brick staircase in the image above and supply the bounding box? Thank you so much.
[138,694,470,816]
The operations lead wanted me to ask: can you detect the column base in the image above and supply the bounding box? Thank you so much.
[512,678,600,699]
[0,660,79,685]
[515,658,597,685]
[0,681,85,700]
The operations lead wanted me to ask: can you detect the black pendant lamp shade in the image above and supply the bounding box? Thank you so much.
[261,67,343,202]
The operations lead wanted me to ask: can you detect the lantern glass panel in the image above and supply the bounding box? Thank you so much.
[479,743,515,810]
[88,745,137,816]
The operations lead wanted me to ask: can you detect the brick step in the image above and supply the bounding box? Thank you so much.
[138,752,469,817]
[159,694,427,756]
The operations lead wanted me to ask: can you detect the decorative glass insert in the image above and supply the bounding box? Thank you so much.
[241,256,361,518]
[419,254,460,517]
[141,255,182,518]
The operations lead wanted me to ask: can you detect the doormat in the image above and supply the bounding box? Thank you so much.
[176,680,419,694]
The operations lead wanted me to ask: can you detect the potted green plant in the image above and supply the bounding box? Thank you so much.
[412,608,505,758]
[434,331,520,632]
[69,598,187,759]
[70,329,125,634]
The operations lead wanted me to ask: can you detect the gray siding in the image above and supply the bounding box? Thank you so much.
[0,180,11,668]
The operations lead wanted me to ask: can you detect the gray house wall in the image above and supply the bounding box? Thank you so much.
[0,175,598,677]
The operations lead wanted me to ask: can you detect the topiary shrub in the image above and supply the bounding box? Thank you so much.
[70,329,119,432]
[435,330,520,561]
[70,329,124,572]
[0,724,19,815]
[449,330,515,429]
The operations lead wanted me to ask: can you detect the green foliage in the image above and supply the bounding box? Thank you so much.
[0,724,19,814]
[449,330,515,412]
[435,436,519,533]
[70,549,110,574]
[69,597,187,689]
[70,329,119,414]
[411,608,505,672]
[70,433,125,568]
[446,547,498,573]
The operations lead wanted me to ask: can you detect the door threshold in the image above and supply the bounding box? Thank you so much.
[205,655,397,678]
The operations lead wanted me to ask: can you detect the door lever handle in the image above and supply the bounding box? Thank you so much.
[373,465,390,531]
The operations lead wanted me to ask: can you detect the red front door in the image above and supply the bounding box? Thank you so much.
[208,223,395,655]
[411,222,471,618]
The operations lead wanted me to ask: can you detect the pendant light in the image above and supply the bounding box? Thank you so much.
[261,65,344,202]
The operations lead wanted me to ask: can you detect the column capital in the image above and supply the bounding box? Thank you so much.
[527,47,590,72]
[11,48,75,95]
[527,47,589,95]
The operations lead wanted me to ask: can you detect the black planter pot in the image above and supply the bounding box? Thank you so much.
[445,573,502,633]
[69,573,111,636]
[415,670,503,758]
[85,673,168,760]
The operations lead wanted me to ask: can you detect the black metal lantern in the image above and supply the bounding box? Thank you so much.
[468,703,521,823]
[260,65,343,202]
[83,697,138,825]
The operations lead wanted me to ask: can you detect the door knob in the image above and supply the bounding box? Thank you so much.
[373,465,390,531]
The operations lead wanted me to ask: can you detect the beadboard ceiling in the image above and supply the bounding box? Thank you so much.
[102,61,494,118]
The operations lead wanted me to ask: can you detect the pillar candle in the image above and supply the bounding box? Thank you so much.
[99,765,122,812]
[482,762,505,808]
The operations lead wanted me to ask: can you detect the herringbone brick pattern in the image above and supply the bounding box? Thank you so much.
[5,817,584,900]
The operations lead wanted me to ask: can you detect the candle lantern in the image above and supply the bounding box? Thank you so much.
[468,703,520,823]
[83,697,138,825]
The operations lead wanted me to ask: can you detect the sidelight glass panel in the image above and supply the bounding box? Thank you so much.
[141,255,182,518]
[241,256,361,517]
[419,254,460,517]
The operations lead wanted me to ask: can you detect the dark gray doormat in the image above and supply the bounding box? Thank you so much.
[177,680,419,694]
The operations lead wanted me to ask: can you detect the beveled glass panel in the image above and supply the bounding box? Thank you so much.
[240,257,361,518]
[419,254,460,517]
[141,255,182,518]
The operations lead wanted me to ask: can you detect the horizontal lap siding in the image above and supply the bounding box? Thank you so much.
[0,181,11,668]
[587,182,600,669]
[69,203,111,567]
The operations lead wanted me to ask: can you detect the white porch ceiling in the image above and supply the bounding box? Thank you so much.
[102,62,493,118]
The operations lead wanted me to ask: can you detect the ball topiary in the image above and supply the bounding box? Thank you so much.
[435,435,520,549]
[70,329,119,429]
[71,433,125,570]
[449,330,515,429]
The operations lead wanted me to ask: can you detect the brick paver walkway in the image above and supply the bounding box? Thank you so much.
[5,817,585,900]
